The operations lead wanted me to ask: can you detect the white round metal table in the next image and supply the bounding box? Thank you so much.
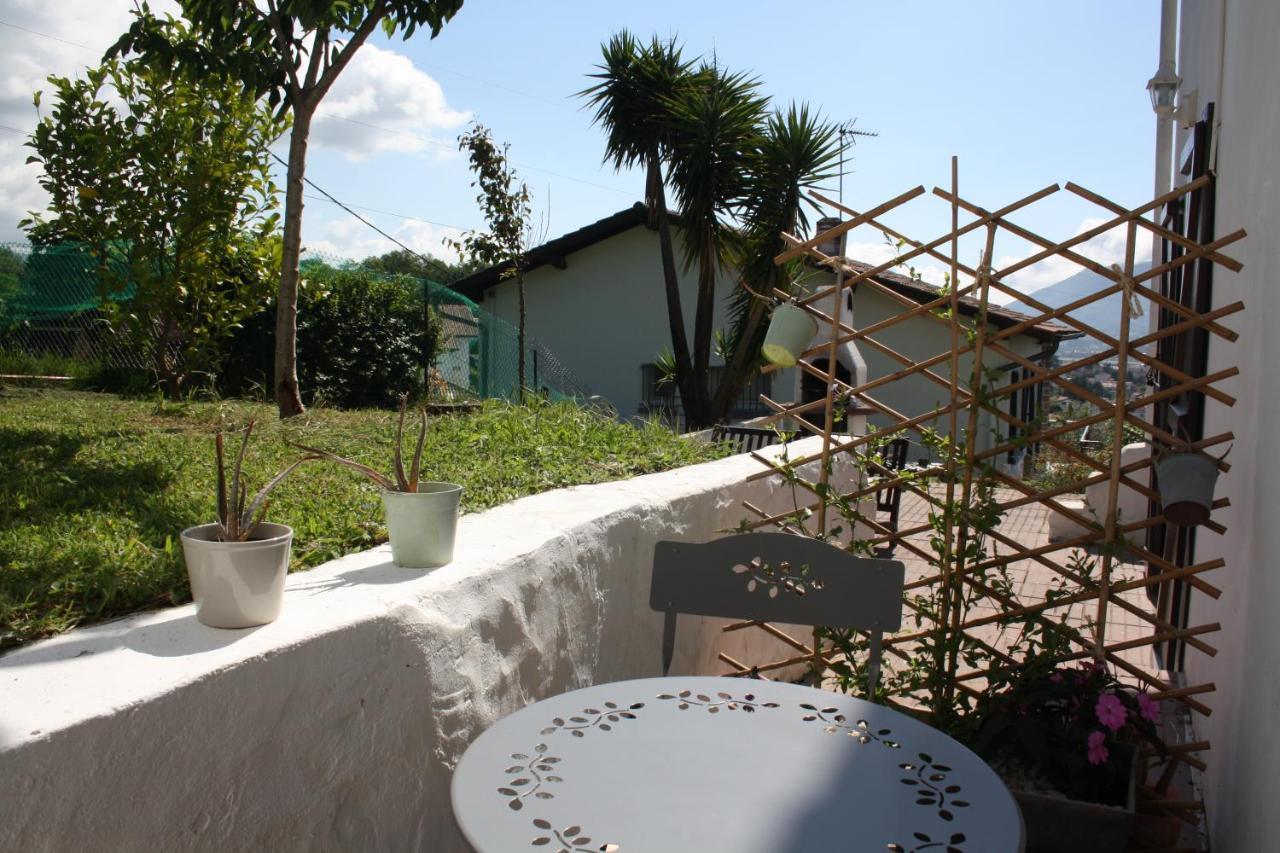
[451,676,1024,853]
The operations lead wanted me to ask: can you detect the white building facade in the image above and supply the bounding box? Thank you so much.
[1149,2,1280,849]
[452,204,1070,460]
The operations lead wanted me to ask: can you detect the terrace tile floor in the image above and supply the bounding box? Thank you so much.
[885,487,1158,681]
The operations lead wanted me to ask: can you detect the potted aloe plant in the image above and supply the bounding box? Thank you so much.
[965,660,1162,853]
[293,397,462,568]
[181,422,317,629]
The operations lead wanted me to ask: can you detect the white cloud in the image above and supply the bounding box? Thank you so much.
[0,0,179,241]
[0,9,467,242]
[994,217,1154,296]
[310,44,470,159]
[303,214,463,264]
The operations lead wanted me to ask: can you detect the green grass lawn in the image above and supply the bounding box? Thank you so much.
[0,387,724,649]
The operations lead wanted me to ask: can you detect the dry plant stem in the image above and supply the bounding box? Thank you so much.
[214,420,319,541]
[215,430,229,533]
[230,420,253,535]
[1094,220,1138,658]
[947,225,998,703]
[787,182,1060,308]
[393,402,408,492]
[772,184,926,265]
[287,441,395,490]
[408,408,427,490]
[291,396,429,494]
[810,256,846,674]
[937,155,961,713]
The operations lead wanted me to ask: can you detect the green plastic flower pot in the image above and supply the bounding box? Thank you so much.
[382,483,463,568]
[1154,453,1219,526]
[761,302,817,368]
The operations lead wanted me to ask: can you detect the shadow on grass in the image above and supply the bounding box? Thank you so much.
[0,426,195,535]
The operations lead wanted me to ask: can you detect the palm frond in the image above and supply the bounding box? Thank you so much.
[577,32,696,174]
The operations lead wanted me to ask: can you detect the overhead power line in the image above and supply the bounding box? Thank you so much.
[271,150,460,266]
[0,18,94,51]
[301,192,463,232]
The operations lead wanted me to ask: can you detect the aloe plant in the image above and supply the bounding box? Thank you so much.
[290,396,430,493]
[215,421,317,542]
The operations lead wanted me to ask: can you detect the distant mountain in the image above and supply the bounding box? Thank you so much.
[1005,262,1152,355]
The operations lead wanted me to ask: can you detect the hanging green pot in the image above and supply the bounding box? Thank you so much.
[1154,453,1220,526]
[761,302,817,368]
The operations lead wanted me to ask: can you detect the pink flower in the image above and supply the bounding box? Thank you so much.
[1137,692,1160,724]
[1095,693,1128,731]
[1087,730,1109,765]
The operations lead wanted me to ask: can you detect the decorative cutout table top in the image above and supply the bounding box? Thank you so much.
[451,677,1024,853]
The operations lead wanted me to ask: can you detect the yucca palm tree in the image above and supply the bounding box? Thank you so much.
[583,34,842,428]
[711,105,841,422]
[664,63,768,424]
[579,33,704,423]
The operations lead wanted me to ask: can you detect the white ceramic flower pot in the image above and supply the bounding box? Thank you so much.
[1154,453,1219,526]
[180,522,292,628]
[382,483,463,568]
[761,302,818,368]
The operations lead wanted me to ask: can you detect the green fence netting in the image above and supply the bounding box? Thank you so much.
[0,242,146,370]
[0,241,592,403]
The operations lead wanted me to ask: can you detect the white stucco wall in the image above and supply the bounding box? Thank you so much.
[482,227,1050,445]
[1168,1,1280,849]
[482,224,798,421]
[0,438,852,852]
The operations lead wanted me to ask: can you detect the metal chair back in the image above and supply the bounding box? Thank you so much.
[650,532,905,694]
[875,438,910,535]
[709,424,780,455]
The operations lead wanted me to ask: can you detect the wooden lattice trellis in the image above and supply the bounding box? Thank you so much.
[727,159,1245,834]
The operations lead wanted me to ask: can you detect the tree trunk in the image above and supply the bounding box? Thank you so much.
[647,158,703,429]
[517,266,526,401]
[157,309,181,401]
[711,212,800,423]
[710,292,771,422]
[274,106,311,418]
[692,228,716,422]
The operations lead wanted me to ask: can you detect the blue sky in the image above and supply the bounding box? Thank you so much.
[0,1,1160,296]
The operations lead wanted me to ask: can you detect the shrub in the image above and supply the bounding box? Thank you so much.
[221,265,443,409]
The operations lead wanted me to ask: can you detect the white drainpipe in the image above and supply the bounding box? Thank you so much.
[1152,0,1178,271]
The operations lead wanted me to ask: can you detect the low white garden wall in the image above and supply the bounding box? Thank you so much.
[0,437,850,852]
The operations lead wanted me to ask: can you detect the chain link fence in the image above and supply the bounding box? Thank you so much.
[0,241,592,403]
[0,242,148,372]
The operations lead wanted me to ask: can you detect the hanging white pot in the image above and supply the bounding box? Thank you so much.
[382,482,463,568]
[181,522,293,628]
[1154,453,1220,526]
[761,302,817,368]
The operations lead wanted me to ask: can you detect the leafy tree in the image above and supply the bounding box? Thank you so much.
[219,261,444,409]
[111,0,465,417]
[448,123,534,397]
[21,35,283,397]
[359,248,474,284]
